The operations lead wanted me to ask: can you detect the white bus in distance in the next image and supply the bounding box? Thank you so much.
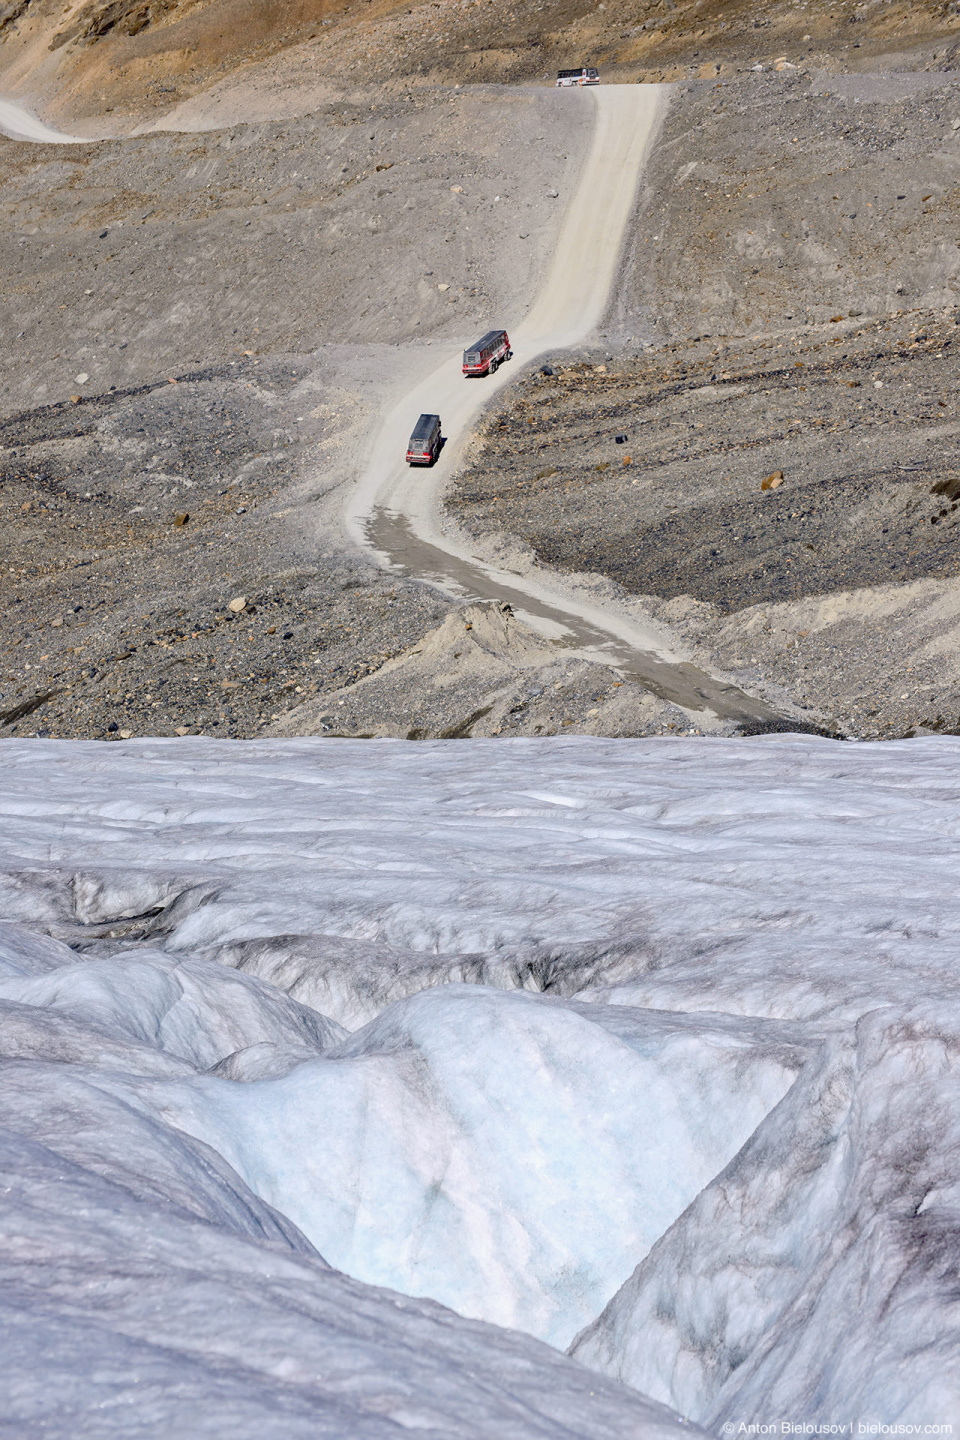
[556,67,599,86]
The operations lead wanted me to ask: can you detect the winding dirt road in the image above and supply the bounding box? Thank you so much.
[1,82,785,726]
[345,86,785,727]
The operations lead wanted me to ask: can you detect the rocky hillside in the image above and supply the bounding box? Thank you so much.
[447,65,960,740]
[2,0,960,127]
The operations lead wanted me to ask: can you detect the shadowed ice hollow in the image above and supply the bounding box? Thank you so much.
[2,735,960,1431]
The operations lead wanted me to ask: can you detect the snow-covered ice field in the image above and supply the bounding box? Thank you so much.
[1,734,959,1434]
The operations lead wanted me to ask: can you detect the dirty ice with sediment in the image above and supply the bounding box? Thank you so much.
[1,735,958,1433]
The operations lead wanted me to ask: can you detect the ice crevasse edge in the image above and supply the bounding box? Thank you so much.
[0,734,958,1432]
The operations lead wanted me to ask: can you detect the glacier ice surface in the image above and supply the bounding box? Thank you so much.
[2,735,960,1430]
[0,922,696,1439]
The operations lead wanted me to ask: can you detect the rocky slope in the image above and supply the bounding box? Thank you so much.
[447,68,960,739]
[0,89,602,741]
[3,0,960,129]
[270,600,709,738]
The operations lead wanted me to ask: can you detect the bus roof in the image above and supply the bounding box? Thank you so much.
[467,330,507,353]
[410,413,440,440]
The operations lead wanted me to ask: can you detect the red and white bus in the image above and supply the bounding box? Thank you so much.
[556,67,599,86]
[406,413,442,466]
[462,329,512,377]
